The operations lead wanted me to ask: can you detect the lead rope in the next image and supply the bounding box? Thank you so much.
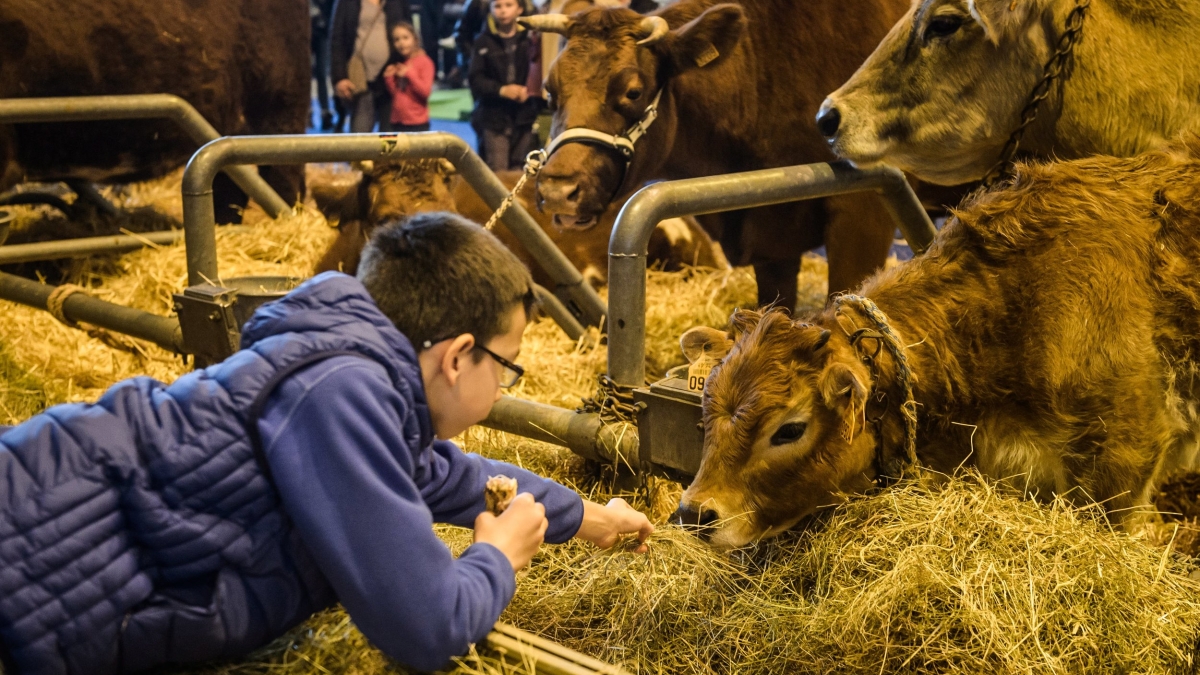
[836,295,919,479]
[483,149,548,231]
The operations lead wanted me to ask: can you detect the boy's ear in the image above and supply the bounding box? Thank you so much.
[819,360,870,441]
[680,326,734,364]
[660,4,746,75]
[437,334,478,387]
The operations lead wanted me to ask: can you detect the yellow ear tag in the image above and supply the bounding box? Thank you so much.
[687,354,719,393]
[695,44,720,68]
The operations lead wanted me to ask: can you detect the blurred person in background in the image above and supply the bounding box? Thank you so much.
[468,0,543,170]
[331,0,413,132]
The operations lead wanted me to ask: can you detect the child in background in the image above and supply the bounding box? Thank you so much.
[468,0,542,171]
[383,21,435,132]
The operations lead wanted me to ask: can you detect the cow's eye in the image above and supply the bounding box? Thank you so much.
[546,92,557,111]
[770,422,807,446]
[924,15,963,40]
[626,88,643,101]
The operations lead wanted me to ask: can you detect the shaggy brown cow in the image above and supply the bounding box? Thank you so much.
[521,0,910,309]
[311,160,725,285]
[675,143,1200,548]
[818,0,1200,185]
[0,0,310,218]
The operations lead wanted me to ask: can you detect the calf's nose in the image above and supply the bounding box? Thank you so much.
[672,503,720,540]
[815,99,841,139]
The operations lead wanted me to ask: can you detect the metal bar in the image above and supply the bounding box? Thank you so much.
[607,161,937,387]
[533,283,585,342]
[0,271,185,353]
[0,227,251,265]
[487,623,632,675]
[480,396,638,466]
[182,132,607,331]
[0,94,289,217]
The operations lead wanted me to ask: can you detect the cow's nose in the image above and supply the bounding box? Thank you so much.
[537,177,581,208]
[816,99,841,139]
[672,503,720,539]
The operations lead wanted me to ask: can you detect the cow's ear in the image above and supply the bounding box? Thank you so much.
[680,326,734,364]
[729,307,762,337]
[661,4,746,75]
[967,0,1038,43]
[311,176,367,225]
[819,360,871,442]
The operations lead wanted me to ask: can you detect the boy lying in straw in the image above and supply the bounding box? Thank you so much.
[0,212,653,674]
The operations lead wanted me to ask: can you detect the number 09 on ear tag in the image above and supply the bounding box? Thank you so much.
[687,356,717,393]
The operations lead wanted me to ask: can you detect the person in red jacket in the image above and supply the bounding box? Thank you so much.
[383,21,435,132]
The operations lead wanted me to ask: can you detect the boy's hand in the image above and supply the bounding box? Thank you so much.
[473,493,548,572]
[575,498,654,553]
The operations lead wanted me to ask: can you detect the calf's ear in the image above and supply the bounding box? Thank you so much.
[680,326,734,363]
[311,177,367,225]
[662,4,746,75]
[819,361,870,441]
[967,0,1041,43]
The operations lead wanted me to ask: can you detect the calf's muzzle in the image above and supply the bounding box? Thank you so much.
[671,502,720,540]
[816,99,841,140]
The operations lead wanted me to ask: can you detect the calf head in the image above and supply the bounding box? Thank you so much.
[312,159,456,274]
[818,0,1059,185]
[522,2,745,229]
[676,309,879,548]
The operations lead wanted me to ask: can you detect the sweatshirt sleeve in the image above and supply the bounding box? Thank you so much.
[260,360,514,672]
[417,439,584,544]
[468,37,504,101]
[406,55,435,102]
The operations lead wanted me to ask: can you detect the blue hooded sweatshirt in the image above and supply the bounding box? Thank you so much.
[0,272,584,675]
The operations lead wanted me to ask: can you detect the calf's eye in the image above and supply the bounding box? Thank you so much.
[770,422,807,446]
[626,88,643,101]
[924,15,963,40]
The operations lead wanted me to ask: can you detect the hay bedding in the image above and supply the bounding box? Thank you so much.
[1,170,1199,674]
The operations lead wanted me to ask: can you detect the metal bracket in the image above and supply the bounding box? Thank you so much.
[633,375,704,480]
[174,284,240,367]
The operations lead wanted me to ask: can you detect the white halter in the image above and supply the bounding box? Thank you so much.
[543,89,663,162]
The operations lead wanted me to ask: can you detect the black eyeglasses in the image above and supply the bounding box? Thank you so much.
[422,336,525,388]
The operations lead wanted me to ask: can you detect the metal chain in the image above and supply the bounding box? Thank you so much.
[483,149,547,231]
[980,0,1091,188]
[577,374,645,425]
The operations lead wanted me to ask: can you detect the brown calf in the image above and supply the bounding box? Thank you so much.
[311,160,725,285]
[676,142,1200,548]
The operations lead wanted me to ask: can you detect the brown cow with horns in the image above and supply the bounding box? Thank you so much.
[519,0,911,309]
[674,143,1200,549]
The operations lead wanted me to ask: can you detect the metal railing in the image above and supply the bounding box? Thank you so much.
[182,132,608,329]
[0,94,289,220]
[607,161,937,387]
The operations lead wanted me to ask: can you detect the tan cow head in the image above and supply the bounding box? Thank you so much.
[522,3,746,228]
[816,0,1059,185]
[312,159,457,274]
[675,309,880,548]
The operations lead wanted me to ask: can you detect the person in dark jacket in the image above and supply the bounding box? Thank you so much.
[330,0,414,132]
[454,0,535,85]
[0,212,654,675]
[469,0,543,171]
[311,0,338,131]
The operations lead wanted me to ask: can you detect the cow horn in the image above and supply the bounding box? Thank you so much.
[517,14,573,36]
[635,16,670,45]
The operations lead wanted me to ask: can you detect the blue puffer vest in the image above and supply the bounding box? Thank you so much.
[0,273,418,675]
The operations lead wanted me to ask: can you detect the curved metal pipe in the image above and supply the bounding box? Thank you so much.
[481,396,639,467]
[607,161,937,386]
[0,94,289,217]
[0,271,185,353]
[182,132,607,331]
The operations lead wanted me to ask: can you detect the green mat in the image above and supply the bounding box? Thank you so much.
[429,88,474,121]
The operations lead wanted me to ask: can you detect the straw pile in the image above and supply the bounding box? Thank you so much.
[2,169,1199,675]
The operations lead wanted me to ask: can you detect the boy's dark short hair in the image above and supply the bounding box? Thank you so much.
[357,212,536,350]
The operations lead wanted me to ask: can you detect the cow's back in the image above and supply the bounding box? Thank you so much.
[0,0,309,188]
